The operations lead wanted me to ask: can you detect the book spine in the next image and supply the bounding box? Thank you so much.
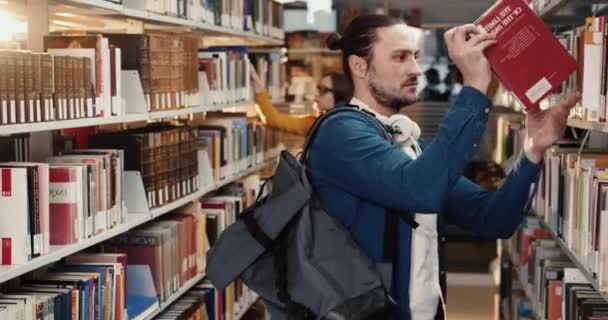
[42,54,53,122]
[83,57,93,117]
[33,54,42,123]
[15,52,26,124]
[23,52,34,123]
[54,56,65,121]
[49,168,78,245]
[32,166,41,258]
[0,53,6,125]
[66,56,75,120]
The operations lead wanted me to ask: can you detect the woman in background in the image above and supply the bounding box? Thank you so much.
[250,64,353,136]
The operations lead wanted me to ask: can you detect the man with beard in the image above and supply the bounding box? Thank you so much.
[305,15,579,320]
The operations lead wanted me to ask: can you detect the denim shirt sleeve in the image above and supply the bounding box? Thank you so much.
[443,153,542,239]
[308,86,493,213]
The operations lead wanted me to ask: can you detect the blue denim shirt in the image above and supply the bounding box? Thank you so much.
[306,86,542,319]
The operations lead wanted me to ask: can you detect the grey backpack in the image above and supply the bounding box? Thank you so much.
[205,106,418,319]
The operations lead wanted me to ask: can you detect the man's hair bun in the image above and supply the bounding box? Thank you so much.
[326,33,344,50]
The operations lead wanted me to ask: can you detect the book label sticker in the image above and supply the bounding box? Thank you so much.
[50,182,78,203]
[19,100,25,123]
[526,78,551,103]
[28,100,34,122]
[2,101,6,124]
[33,235,42,256]
[36,99,41,122]
[86,216,92,238]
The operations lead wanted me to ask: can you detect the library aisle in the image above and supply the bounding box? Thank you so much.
[0,0,607,319]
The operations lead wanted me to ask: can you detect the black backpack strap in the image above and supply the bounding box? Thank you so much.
[300,104,394,164]
[383,208,419,264]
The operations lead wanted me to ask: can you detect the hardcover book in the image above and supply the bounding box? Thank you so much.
[476,0,577,110]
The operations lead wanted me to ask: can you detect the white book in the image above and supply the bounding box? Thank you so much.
[0,163,48,257]
[0,295,34,320]
[600,194,608,290]
[108,46,124,116]
[101,38,111,118]
[0,299,25,320]
[582,17,603,122]
[0,304,16,320]
[0,167,30,264]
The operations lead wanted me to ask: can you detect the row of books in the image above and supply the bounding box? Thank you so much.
[249,51,285,101]
[0,134,30,162]
[192,112,279,182]
[506,217,608,320]
[497,14,608,122]
[0,35,288,126]
[157,279,258,320]
[137,0,284,38]
[0,168,265,319]
[199,47,251,106]
[89,125,200,209]
[532,143,608,292]
[44,35,126,119]
[98,177,261,318]
[0,148,124,265]
[105,33,200,112]
[0,251,127,320]
[46,33,201,114]
[102,201,209,304]
[549,17,605,122]
[0,50,99,125]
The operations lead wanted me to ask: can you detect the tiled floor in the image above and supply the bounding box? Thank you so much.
[446,273,497,320]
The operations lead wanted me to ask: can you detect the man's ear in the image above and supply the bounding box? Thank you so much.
[348,55,368,80]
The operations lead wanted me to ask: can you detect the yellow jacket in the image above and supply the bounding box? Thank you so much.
[255,91,317,136]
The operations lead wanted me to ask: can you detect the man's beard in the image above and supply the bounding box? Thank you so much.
[368,74,416,112]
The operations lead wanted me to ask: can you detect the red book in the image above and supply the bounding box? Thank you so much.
[547,280,563,320]
[49,167,78,245]
[476,0,577,110]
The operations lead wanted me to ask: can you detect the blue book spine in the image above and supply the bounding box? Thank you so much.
[82,280,90,320]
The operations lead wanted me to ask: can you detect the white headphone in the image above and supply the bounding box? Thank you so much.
[387,114,422,156]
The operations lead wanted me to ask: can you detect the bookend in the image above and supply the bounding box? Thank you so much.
[127,264,160,319]
[124,171,151,215]
[198,149,214,190]
[121,70,148,115]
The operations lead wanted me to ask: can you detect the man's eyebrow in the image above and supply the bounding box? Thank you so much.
[391,48,420,55]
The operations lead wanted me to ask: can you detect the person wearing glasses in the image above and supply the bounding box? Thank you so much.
[250,64,353,136]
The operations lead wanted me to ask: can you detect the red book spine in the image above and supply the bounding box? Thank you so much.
[2,238,11,264]
[49,167,77,244]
